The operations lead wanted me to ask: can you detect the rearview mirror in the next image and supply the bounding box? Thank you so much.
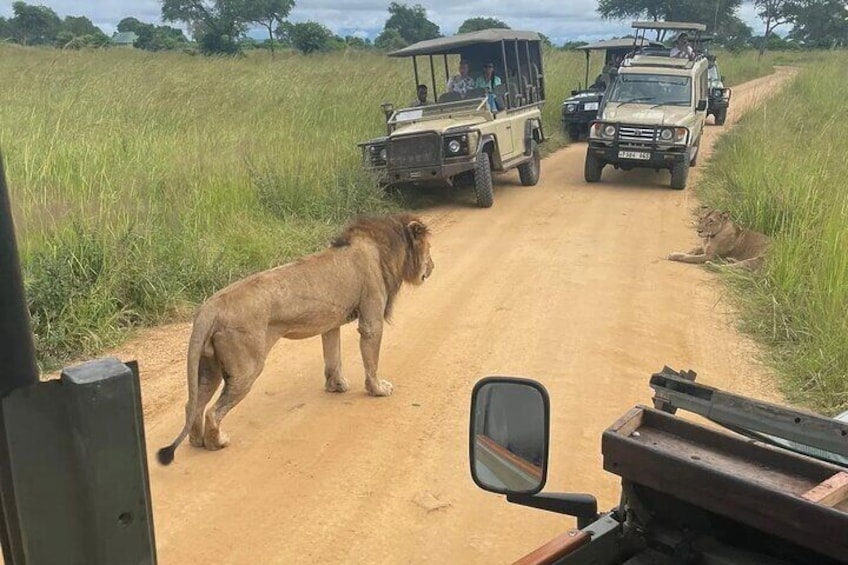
[469,376,549,495]
[696,99,707,112]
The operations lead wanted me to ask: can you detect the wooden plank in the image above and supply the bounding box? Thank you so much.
[512,529,590,565]
[607,406,644,437]
[802,472,848,507]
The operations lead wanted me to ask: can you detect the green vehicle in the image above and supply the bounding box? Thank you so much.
[561,38,664,141]
[469,367,848,564]
[357,29,547,208]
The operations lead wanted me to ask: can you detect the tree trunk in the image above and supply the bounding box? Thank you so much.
[267,24,275,58]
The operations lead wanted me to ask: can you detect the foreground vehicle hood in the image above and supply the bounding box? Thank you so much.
[389,115,488,137]
[601,105,694,126]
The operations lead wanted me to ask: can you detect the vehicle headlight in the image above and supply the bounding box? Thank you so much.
[444,134,470,157]
[448,139,461,154]
[565,103,578,113]
[379,148,387,161]
[602,124,616,138]
[659,128,674,141]
[673,127,688,143]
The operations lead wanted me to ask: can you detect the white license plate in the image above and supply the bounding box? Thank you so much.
[618,150,651,160]
[583,102,599,111]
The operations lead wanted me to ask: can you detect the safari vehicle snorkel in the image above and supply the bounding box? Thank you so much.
[469,367,848,564]
[561,38,664,141]
[357,29,547,208]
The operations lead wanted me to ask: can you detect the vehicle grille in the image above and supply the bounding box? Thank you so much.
[387,134,441,168]
[618,125,656,143]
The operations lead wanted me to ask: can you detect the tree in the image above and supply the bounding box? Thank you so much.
[597,0,743,38]
[374,27,407,50]
[457,17,509,34]
[753,0,791,54]
[161,0,247,54]
[135,24,188,51]
[116,17,145,33]
[382,2,440,44]
[243,0,295,57]
[288,21,333,54]
[9,1,61,45]
[785,0,848,48]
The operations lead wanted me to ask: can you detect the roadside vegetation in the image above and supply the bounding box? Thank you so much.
[0,43,778,372]
[697,52,848,415]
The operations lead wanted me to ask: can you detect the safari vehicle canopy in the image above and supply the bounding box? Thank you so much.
[561,37,664,140]
[386,28,546,109]
[357,29,547,208]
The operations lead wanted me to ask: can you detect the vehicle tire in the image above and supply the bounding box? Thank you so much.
[474,151,494,208]
[714,108,727,125]
[518,141,541,186]
[690,139,699,167]
[670,158,689,190]
[568,123,582,141]
[584,151,603,183]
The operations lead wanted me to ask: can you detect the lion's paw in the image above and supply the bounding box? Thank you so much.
[189,434,205,448]
[667,252,685,261]
[325,376,350,393]
[203,430,230,451]
[367,379,394,397]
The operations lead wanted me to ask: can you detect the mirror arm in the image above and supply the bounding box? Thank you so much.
[506,492,599,528]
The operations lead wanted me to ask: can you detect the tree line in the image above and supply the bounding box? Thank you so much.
[0,0,846,55]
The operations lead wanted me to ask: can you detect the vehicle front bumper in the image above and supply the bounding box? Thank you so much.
[367,159,478,186]
[588,141,688,168]
[562,110,599,127]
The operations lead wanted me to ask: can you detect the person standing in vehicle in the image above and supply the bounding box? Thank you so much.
[670,33,695,60]
[446,59,475,96]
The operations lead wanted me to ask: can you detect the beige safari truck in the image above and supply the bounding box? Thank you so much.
[584,21,710,190]
[469,367,848,564]
[357,29,547,208]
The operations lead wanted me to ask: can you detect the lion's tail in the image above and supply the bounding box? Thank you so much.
[156,307,216,466]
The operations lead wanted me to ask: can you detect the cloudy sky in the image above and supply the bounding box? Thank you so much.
[0,1,767,44]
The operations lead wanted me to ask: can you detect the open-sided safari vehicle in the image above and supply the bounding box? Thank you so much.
[585,21,710,190]
[357,29,547,208]
[470,368,848,564]
[561,38,663,141]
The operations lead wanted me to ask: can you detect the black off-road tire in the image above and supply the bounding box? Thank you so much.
[584,151,603,183]
[474,151,494,208]
[714,108,727,125]
[568,123,582,141]
[517,141,541,186]
[670,158,690,190]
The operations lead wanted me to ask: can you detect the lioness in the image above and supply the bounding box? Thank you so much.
[157,213,434,465]
[667,208,771,270]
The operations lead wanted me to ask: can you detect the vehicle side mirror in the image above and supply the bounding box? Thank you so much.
[469,376,550,495]
[571,89,578,96]
[696,99,707,112]
[380,102,395,122]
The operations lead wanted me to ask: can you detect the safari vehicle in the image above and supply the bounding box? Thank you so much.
[584,22,710,190]
[470,367,848,564]
[561,38,664,141]
[707,54,731,125]
[357,29,547,208]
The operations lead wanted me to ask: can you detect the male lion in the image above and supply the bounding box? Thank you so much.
[667,208,771,270]
[156,213,434,465]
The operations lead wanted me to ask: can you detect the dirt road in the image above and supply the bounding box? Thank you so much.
[113,68,796,564]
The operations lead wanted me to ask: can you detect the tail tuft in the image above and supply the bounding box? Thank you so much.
[157,446,176,466]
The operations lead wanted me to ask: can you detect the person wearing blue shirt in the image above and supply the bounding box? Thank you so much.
[475,62,502,111]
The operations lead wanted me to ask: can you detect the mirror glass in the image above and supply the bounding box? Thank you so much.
[470,379,548,495]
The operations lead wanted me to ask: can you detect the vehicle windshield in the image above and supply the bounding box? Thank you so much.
[608,73,691,106]
[390,98,487,124]
[707,65,722,88]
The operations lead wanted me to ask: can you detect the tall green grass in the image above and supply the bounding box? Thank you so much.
[697,53,848,415]
[0,44,776,370]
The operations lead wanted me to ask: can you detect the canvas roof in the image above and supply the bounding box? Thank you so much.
[388,29,542,58]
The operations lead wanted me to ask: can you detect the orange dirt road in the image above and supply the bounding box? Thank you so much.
[109,68,795,564]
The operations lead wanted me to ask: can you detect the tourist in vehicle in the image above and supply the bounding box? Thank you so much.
[670,33,695,60]
[446,59,475,96]
[410,84,429,106]
[475,62,503,111]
